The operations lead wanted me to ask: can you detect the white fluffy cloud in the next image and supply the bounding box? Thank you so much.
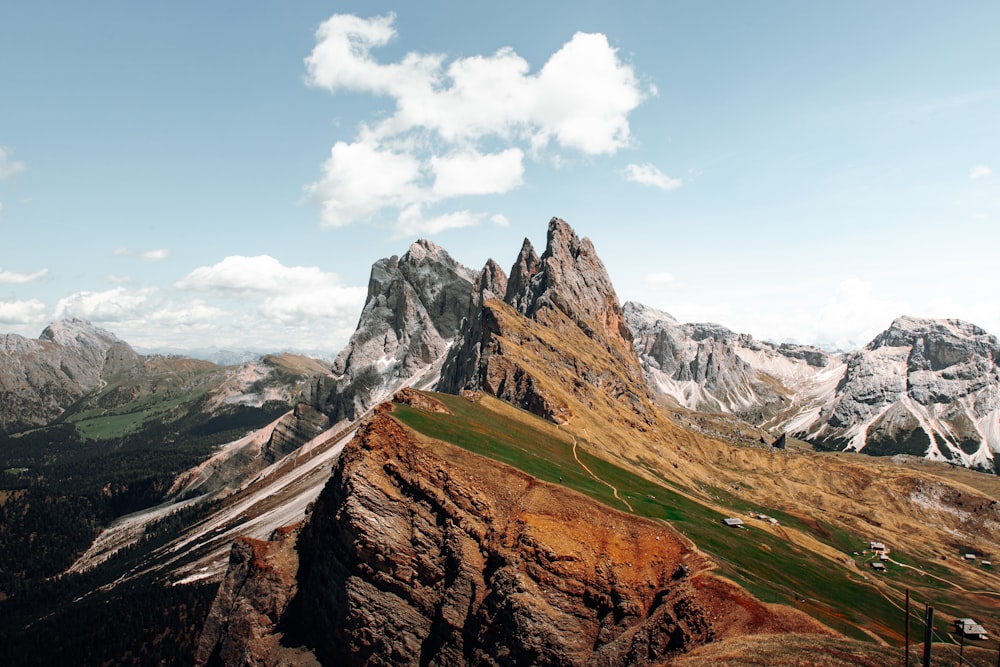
[624,163,682,191]
[0,299,47,324]
[0,267,48,284]
[969,164,992,179]
[54,287,158,322]
[304,13,648,235]
[306,138,424,228]
[0,147,26,180]
[490,213,511,227]
[175,254,367,330]
[176,255,352,295]
[392,206,481,239]
[430,149,525,198]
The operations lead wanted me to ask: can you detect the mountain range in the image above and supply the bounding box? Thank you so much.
[2,217,999,665]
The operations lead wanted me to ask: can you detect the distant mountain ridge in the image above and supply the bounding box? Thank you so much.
[626,304,1000,472]
[0,318,143,431]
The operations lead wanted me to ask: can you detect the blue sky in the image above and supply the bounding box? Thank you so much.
[1,2,998,354]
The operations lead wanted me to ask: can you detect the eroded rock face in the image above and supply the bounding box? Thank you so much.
[623,302,807,423]
[506,218,635,355]
[440,218,649,425]
[196,404,815,666]
[195,525,313,666]
[315,240,476,422]
[807,316,1000,468]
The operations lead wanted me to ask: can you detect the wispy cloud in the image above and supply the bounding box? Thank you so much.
[644,271,680,288]
[0,147,26,180]
[623,163,682,191]
[0,267,48,284]
[969,164,992,179]
[304,13,649,237]
[114,247,171,261]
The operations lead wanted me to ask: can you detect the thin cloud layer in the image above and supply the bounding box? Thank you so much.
[969,164,992,179]
[0,267,48,284]
[114,247,171,261]
[304,13,648,235]
[0,147,26,180]
[624,163,682,191]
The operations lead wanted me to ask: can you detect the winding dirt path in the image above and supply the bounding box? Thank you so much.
[570,434,634,512]
[887,558,1000,597]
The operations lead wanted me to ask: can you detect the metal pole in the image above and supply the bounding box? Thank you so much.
[923,605,934,667]
[905,589,910,667]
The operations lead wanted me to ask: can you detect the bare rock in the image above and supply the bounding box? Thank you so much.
[315,240,475,422]
[195,524,315,666]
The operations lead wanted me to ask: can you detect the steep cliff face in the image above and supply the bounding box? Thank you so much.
[316,240,476,422]
[623,302,836,425]
[195,525,316,666]
[199,395,821,666]
[440,218,651,428]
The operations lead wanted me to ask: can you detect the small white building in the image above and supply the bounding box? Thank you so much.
[871,562,886,572]
[955,618,988,641]
[870,541,886,552]
[964,553,977,561]
[723,517,744,528]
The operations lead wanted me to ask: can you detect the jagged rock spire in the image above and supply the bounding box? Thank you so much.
[504,217,634,350]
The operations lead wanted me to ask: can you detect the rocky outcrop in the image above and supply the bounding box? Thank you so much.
[199,403,820,666]
[264,403,331,464]
[440,218,651,426]
[315,240,476,422]
[195,524,316,666]
[0,318,143,432]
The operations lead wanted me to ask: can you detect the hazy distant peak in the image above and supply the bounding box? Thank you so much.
[39,318,124,350]
[868,315,996,351]
[622,301,679,327]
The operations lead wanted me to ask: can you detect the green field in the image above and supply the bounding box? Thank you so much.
[392,391,915,642]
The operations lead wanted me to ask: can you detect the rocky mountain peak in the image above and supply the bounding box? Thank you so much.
[40,317,124,352]
[439,217,652,427]
[508,217,633,350]
[474,258,508,307]
[503,237,541,312]
[401,237,446,264]
[315,241,476,422]
[869,315,994,352]
[623,301,680,327]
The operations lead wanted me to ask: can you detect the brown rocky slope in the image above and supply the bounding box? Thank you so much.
[197,395,827,666]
